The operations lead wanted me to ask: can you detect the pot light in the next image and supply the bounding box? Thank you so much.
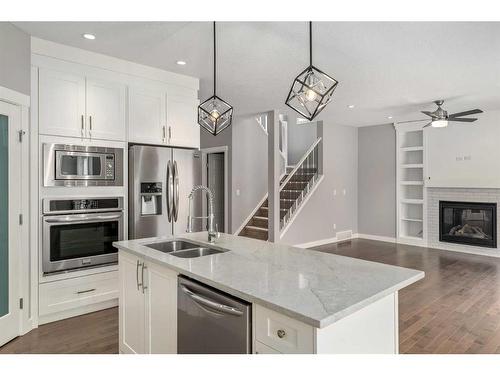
[82,33,96,40]
[176,60,187,66]
[431,120,448,128]
[387,116,393,119]
[348,105,355,109]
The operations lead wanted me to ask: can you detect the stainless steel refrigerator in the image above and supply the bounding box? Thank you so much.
[129,145,201,239]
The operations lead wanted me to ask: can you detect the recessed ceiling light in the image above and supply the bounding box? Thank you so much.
[348,104,355,109]
[82,33,96,40]
[176,60,187,66]
[387,116,393,119]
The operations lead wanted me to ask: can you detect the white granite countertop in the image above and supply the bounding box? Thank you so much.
[114,232,424,328]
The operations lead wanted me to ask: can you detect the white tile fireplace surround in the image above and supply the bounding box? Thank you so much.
[427,188,500,258]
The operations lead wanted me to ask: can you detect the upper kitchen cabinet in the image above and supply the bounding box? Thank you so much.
[86,78,127,141]
[38,68,126,142]
[39,68,86,139]
[166,90,200,149]
[129,85,199,149]
[128,86,167,146]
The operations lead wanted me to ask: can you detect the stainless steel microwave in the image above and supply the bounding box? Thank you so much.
[43,143,123,187]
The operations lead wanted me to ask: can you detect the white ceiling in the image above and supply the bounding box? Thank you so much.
[13,21,500,127]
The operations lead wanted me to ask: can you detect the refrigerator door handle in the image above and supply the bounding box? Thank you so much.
[166,160,173,222]
[173,160,180,222]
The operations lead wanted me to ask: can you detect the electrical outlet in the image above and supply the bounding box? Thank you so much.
[333,223,337,230]
[236,189,240,196]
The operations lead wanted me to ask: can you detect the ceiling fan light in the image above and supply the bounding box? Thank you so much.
[431,120,448,128]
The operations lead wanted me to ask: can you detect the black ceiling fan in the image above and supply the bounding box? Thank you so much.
[400,100,483,128]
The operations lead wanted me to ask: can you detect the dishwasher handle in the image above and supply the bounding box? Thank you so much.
[180,285,243,317]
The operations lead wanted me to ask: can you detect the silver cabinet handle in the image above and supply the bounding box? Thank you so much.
[136,260,142,291]
[277,329,286,339]
[168,126,172,141]
[76,288,96,295]
[172,160,179,222]
[162,126,166,143]
[166,160,173,222]
[81,115,85,138]
[89,115,93,139]
[141,263,147,294]
[180,285,243,316]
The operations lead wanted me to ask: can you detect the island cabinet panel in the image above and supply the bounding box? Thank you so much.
[119,251,178,354]
[314,293,398,354]
[255,305,314,354]
[145,261,178,354]
[119,251,146,354]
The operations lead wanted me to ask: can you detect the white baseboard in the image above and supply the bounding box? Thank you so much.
[356,233,397,244]
[295,232,397,248]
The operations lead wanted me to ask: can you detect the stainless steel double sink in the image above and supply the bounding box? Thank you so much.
[144,240,227,258]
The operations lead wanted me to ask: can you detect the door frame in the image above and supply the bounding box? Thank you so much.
[0,85,33,340]
[200,146,229,234]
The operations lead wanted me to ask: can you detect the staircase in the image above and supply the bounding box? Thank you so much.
[239,137,322,241]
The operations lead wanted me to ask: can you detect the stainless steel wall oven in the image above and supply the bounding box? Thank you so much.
[43,143,123,187]
[42,197,124,274]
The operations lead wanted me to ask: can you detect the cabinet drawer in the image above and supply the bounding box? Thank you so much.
[254,340,281,354]
[255,305,314,354]
[40,271,118,316]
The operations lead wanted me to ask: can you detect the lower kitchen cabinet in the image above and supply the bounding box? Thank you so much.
[118,251,178,354]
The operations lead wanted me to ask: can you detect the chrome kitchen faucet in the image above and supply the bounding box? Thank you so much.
[186,185,220,243]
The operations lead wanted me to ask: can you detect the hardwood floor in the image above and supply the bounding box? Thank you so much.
[312,239,500,354]
[2,239,500,354]
[0,307,118,354]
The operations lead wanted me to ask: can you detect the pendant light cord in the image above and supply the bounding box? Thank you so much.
[309,21,312,67]
[213,21,216,97]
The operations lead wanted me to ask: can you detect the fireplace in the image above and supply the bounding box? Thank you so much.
[439,201,497,248]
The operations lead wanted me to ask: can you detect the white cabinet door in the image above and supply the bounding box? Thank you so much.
[119,252,146,354]
[39,68,86,138]
[128,87,166,146]
[144,261,178,354]
[166,93,200,149]
[86,78,126,141]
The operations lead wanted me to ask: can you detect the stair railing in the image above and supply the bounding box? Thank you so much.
[279,137,322,229]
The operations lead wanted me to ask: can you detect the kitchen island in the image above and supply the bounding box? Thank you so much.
[114,232,424,354]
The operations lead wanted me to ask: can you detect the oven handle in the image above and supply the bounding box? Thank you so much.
[44,214,123,223]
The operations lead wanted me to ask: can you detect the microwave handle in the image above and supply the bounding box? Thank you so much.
[45,214,122,223]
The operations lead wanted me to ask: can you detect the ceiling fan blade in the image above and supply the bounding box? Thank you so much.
[448,117,477,122]
[421,111,437,118]
[448,109,483,118]
[423,122,433,128]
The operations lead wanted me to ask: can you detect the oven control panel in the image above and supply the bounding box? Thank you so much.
[105,155,115,179]
[43,197,124,214]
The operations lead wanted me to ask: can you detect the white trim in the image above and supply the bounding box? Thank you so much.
[280,175,325,238]
[295,236,343,249]
[0,85,30,107]
[201,146,229,234]
[357,233,397,244]
[234,193,268,236]
[31,37,199,91]
[38,299,118,325]
[427,243,500,259]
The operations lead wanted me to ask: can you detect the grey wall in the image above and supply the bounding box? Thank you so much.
[231,114,268,233]
[281,124,358,245]
[200,125,233,232]
[357,124,396,238]
[287,118,317,165]
[0,23,30,95]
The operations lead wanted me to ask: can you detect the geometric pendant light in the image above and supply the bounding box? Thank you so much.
[198,21,234,136]
[285,22,339,121]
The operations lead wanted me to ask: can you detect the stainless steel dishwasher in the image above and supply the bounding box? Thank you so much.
[177,276,252,354]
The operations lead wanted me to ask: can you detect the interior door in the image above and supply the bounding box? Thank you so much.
[86,78,126,141]
[166,92,200,148]
[129,86,166,146]
[0,101,22,346]
[38,68,86,138]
